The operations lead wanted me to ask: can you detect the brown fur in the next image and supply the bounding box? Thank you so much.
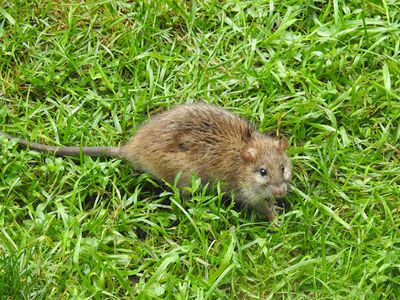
[1,103,292,221]
[119,104,292,221]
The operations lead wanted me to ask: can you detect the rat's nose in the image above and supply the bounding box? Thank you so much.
[272,185,286,198]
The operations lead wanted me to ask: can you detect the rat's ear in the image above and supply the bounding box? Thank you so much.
[240,148,257,162]
[277,137,289,152]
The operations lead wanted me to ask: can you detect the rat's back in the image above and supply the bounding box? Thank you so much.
[120,103,254,184]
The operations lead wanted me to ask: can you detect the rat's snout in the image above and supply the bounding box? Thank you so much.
[271,184,287,198]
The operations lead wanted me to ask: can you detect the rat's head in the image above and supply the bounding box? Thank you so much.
[238,136,292,202]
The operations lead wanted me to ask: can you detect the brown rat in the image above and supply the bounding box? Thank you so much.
[1,103,292,221]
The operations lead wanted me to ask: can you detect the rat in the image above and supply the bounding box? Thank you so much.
[1,103,292,221]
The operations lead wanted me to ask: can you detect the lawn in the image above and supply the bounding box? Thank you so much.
[0,0,399,298]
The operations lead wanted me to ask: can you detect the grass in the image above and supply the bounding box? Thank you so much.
[0,0,399,298]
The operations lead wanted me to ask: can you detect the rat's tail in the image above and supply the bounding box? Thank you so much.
[0,132,120,157]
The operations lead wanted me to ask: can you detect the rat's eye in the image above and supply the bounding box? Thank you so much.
[280,165,285,173]
[260,168,267,176]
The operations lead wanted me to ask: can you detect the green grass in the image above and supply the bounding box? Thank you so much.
[1,0,399,298]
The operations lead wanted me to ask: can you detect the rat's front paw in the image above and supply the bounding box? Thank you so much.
[266,205,278,222]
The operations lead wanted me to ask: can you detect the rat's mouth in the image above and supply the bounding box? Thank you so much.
[270,184,287,198]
